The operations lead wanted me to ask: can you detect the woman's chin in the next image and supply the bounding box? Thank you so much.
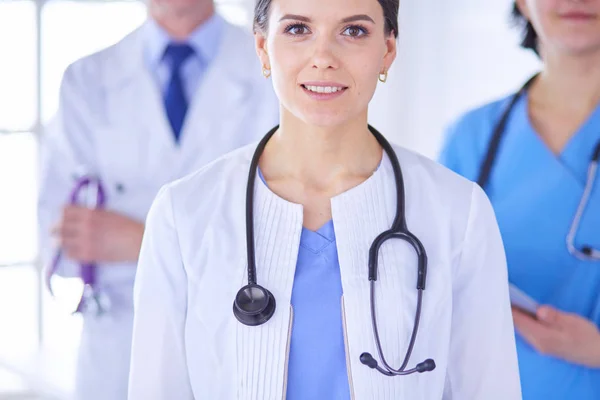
[292,109,358,129]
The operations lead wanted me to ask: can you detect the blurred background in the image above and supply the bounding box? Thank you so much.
[0,0,539,398]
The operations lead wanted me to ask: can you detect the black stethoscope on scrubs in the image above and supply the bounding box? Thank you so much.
[478,74,600,261]
[232,125,436,377]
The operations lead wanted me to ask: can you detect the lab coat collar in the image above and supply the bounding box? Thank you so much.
[102,15,247,95]
[254,149,393,214]
[103,19,253,152]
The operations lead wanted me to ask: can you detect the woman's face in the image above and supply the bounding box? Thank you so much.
[255,0,396,128]
[518,0,600,56]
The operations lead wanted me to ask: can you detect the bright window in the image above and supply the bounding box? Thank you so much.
[0,133,38,265]
[41,1,148,123]
[0,1,36,131]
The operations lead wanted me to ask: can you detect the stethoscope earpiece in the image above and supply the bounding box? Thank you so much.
[360,352,436,375]
[416,359,436,373]
[233,284,276,326]
[360,352,378,369]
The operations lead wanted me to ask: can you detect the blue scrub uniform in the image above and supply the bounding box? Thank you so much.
[258,170,351,399]
[439,92,600,399]
[286,221,351,399]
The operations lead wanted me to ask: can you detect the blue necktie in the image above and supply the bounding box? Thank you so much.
[163,43,194,143]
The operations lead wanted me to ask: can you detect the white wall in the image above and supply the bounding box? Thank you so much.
[369,0,540,158]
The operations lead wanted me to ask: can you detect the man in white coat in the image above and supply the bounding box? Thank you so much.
[37,0,278,398]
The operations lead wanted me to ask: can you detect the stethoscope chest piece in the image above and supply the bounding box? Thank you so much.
[233,284,276,326]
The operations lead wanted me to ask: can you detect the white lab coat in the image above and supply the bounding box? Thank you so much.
[37,18,278,400]
[129,142,523,399]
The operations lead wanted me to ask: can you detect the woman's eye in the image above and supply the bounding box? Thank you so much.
[285,23,310,35]
[343,25,367,37]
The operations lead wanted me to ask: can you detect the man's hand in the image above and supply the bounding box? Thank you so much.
[54,206,145,263]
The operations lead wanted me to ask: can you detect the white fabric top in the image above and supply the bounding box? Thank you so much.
[128,142,522,399]
[38,19,278,287]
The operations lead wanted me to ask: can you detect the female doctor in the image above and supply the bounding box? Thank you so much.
[128,0,522,398]
[439,1,600,399]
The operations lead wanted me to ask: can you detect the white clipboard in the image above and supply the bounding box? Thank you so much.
[509,284,539,317]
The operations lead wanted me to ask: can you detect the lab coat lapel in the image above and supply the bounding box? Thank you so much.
[103,22,175,154]
[97,26,179,201]
[104,66,179,182]
[101,22,252,188]
[176,26,251,174]
[235,178,302,399]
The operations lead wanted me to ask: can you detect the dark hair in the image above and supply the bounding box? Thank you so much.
[254,0,399,38]
[511,2,539,56]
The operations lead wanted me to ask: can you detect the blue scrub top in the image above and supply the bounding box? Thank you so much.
[439,92,600,400]
[286,221,351,399]
[258,170,351,399]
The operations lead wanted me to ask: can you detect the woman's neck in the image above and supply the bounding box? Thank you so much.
[259,110,383,231]
[259,110,382,195]
[525,49,600,153]
[533,49,600,113]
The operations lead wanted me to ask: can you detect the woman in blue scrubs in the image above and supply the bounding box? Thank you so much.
[439,1,600,398]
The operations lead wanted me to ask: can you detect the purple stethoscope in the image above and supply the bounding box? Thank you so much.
[46,174,111,316]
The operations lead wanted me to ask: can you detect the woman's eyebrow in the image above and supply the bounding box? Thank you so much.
[278,14,375,24]
[279,14,311,23]
[341,14,375,24]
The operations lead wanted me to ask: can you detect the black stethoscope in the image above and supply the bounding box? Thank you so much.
[232,125,436,377]
[478,74,600,261]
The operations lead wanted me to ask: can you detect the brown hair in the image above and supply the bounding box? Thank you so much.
[511,2,539,56]
[253,0,399,38]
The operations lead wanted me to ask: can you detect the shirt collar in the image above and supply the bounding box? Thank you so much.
[143,13,224,69]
